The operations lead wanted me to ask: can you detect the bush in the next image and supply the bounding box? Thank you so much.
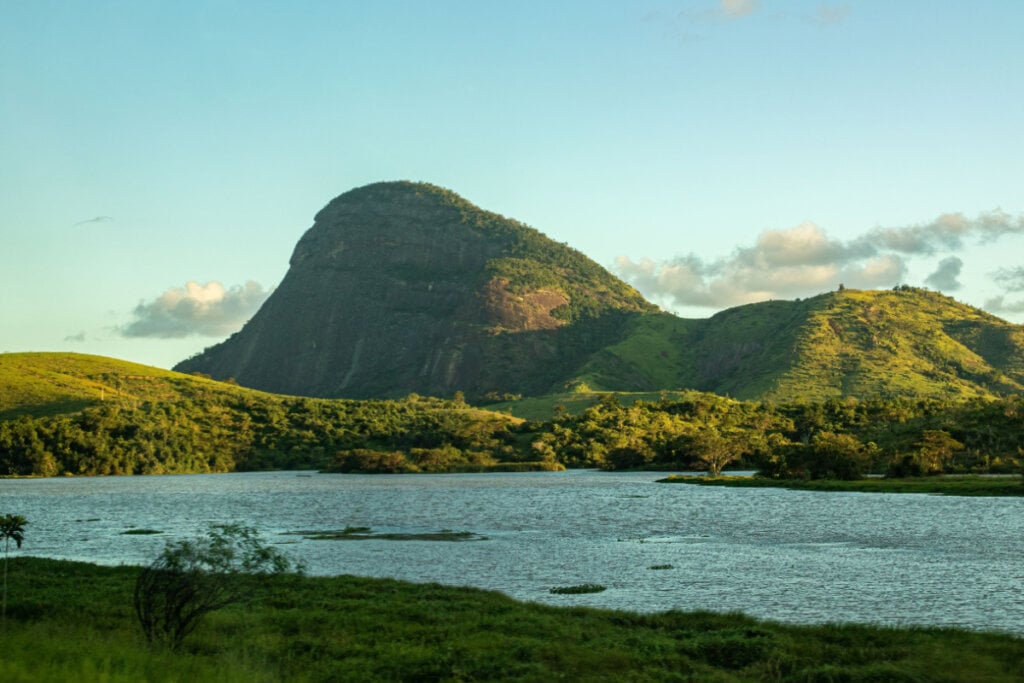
[134,523,299,650]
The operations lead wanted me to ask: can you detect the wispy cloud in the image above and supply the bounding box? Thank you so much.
[811,4,851,26]
[120,281,271,339]
[718,0,759,19]
[984,296,1024,315]
[64,331,86,343]
[74,215,114,227]
[615,210,1022,310]
[924,257,963,291]
[992,266,1024,292]
[859,210,1023,255]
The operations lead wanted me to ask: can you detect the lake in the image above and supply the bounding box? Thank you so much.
[2,469,1022,635]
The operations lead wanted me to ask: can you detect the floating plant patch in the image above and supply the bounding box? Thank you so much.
[549,584,607,595]
[286,527,487,542]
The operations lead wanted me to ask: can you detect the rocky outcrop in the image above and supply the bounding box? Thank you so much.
[174,182,655,398]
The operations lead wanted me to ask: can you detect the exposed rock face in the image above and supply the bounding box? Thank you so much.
[174,182,655,398]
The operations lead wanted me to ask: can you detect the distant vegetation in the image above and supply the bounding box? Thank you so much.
[661,474,1024,497]
[2,352,1024,480]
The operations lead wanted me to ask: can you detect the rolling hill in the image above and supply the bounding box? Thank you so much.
[0,353,527,476]
[581,286,1024,402]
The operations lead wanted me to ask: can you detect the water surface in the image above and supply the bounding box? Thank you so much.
[2,470,1021,634]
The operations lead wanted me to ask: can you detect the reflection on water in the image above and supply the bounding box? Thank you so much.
[2,470,1022,634]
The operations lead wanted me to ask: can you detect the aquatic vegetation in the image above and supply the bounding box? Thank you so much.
[287,527,487,542]
[549,583,607,595]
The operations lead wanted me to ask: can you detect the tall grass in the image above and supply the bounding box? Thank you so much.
[2,557,1023,681]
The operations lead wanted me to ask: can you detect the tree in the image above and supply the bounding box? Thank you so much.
[687,427,741,477]
[134,523,298,650]
[0,513,27,624]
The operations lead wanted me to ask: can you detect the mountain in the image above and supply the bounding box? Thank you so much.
[174,181,658,399]
[174,181,1024,403]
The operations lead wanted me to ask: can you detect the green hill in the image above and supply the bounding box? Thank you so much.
[0,353,529,477]
[0,352,193,419]
[570,287,1024,402]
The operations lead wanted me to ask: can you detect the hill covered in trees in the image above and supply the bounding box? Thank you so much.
[0,353,532,476]
[3,353,1023,479]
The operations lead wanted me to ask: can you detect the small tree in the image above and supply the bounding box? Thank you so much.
[134,523,298,650]
[0,513,27,625]
[687,427,741,477]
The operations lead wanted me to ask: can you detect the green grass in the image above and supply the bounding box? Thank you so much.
[659,474,1024,496]
[3,557,1024,681]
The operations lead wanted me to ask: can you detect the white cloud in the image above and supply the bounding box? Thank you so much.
[120,280,271,339]
[615,225,906,309]
[614,210,1023,311]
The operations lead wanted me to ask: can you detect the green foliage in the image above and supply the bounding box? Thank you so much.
[5,350,1024,482]
[5,557,1024,681]
[134,524,298,650]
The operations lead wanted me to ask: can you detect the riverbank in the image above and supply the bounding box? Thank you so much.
[658,474,1024,496]
[2,557,1024,681]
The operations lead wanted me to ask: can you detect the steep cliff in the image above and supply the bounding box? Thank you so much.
[174,182,656,398]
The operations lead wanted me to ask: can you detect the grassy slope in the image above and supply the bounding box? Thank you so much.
[566,288,1024,403]
[0,352,204,419]
[4,557,1024,682]
[0,351,518,424]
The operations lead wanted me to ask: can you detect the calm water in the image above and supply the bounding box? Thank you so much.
[2,470,1023,634]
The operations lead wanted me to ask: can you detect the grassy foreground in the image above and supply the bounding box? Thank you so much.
[659,474,1024,497]
[2,558,1024,681]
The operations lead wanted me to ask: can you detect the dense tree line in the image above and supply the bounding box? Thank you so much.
[0,392,527,477]
[1,385,1022,479]
[534,392,1024,478]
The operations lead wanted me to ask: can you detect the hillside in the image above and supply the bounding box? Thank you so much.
[573,287,1024,402]
[175,181,656,399]
[0,353,529,476]
[0,352,194,419]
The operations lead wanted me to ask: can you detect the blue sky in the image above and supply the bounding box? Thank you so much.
[3,1,1023,369]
